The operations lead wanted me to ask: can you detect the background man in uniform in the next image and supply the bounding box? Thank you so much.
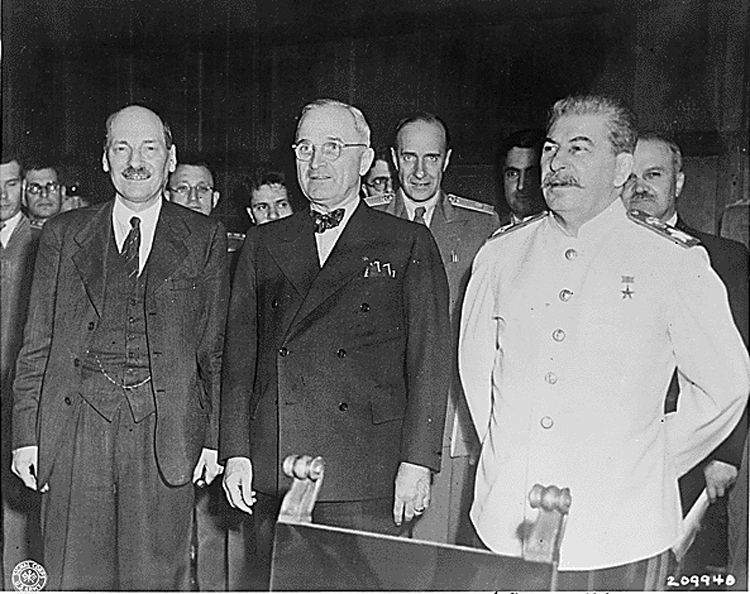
[369,112,498,544]
[23,160,62,227]
[220,98,450,589]
[362,146,397,199]
[622,132,749,576]
[460,94,749,590]
[1,148,42,588]
[497,129,547,224]
[11,105,229,590]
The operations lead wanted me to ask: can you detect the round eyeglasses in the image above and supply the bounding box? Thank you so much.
[292,140,368,162]
[168,184,214,199]
[26,182,60,195]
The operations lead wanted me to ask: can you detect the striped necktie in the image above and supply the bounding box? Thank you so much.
[121,216,141,278]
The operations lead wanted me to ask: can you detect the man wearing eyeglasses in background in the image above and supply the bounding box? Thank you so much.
[167,160,220,216]
[220,98,451,589]
[23,160,62,228]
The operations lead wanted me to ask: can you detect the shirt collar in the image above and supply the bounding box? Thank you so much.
[666,212,678,227]
[400,189,440,222]
[113,195,162,229]
[1,210,24,238]
[549,197,623,242]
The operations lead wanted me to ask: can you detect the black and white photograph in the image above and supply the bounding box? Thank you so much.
[1,0,748,591]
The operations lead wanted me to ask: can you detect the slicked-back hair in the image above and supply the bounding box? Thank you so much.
[103,104,173,150]
[248,166,287,192]
[1,145,22,171]
[297,98,371,145]
[393,112,451,152]
[638,131,683,173]
[498,128,545,166]
[548,94,637,155]
[23,155,58,177]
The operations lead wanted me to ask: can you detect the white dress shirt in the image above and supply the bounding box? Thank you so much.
[0,211,23,248]
[112,196,162,275]
[459,198,749,570]
[312,196,359,267]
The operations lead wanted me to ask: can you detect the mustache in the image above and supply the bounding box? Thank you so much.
[542,173,581,188]
[122,166,152,179]
[628,189,656,200]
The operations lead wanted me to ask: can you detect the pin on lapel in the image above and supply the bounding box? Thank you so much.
[450,250,458,263]
[621,275,635,299]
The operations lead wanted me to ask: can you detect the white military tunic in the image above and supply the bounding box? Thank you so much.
[459,198,750,570]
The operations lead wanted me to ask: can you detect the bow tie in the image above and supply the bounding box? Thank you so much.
[310,209,345,233]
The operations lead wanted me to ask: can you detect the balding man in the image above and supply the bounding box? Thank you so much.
[12,105,229,590]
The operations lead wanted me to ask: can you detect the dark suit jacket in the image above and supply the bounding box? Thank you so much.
[220,201,451,501]
[676,218,749,508]
[12,200,229,487]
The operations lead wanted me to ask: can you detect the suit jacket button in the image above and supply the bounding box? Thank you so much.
[336,348,347,358]
[272,300,279,309]
[278,347,289,357]
[64,396,72,405]
[73,358,81,367]
[360,303,370,312]
[338,402,349,412]
[87,321,96,330]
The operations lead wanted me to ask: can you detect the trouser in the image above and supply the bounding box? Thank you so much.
[2,480,42,590]
[194,480,229,591]
[42,400,194,591]
[243,493,411,590]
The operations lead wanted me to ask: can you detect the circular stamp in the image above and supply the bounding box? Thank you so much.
[11,560,47,592]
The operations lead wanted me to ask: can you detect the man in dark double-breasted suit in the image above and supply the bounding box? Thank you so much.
[12,105,229,590]
[221,99,451,589]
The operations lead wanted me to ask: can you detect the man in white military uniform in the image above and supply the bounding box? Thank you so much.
[459,94,750,590]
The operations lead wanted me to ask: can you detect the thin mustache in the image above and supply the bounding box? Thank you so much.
[542,175,580,188]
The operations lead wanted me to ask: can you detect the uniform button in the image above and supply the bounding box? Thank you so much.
[87,321,96,330]
[278,347,288,357]
[338,402,349,412]
[64,396,72,405]
[336,349,347,358]
[540,416,554,429]
[360,303,370,312]
[545,371,558,384]
[130,298,138,306]
[559,289,573,302]
[564,248,578,261]
[272,300,279,309]
[552,328,566,342]
[128,351,135,358]
[73,358,81,367]
[129,316,136,324]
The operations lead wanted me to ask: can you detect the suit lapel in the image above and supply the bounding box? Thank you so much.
[388,192,409,219]
[145,202,190,297]
[268,211,320,299]
[288,202,372,335]
[72,202,114,317]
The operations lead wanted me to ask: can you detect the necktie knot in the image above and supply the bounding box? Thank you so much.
[311,209,345,233]
[413,206,427,226]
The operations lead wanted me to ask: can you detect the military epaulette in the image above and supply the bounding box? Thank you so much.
[363,194,393,208]
[29,219,45,231]
[447,193,496,215]
[627,209,701,248]
[226,231,246,253]
[488,211,547,239]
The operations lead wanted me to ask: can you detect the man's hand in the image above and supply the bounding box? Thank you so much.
[393,461,431,527]
[11,446,48,492]
[703,460,738,502]
[192,448,224,487]
[222,456,257,514]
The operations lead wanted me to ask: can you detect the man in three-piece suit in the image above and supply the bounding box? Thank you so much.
[366,112,499,545]
[623,132,749,575]
[12,105,229,590]
[220,98,451,589]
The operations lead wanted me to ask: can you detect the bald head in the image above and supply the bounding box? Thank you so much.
[102,105,177,210]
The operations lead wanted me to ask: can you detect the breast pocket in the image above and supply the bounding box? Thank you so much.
[370,388,405,425]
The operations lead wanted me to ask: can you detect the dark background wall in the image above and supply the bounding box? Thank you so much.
[2,0,748,232]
